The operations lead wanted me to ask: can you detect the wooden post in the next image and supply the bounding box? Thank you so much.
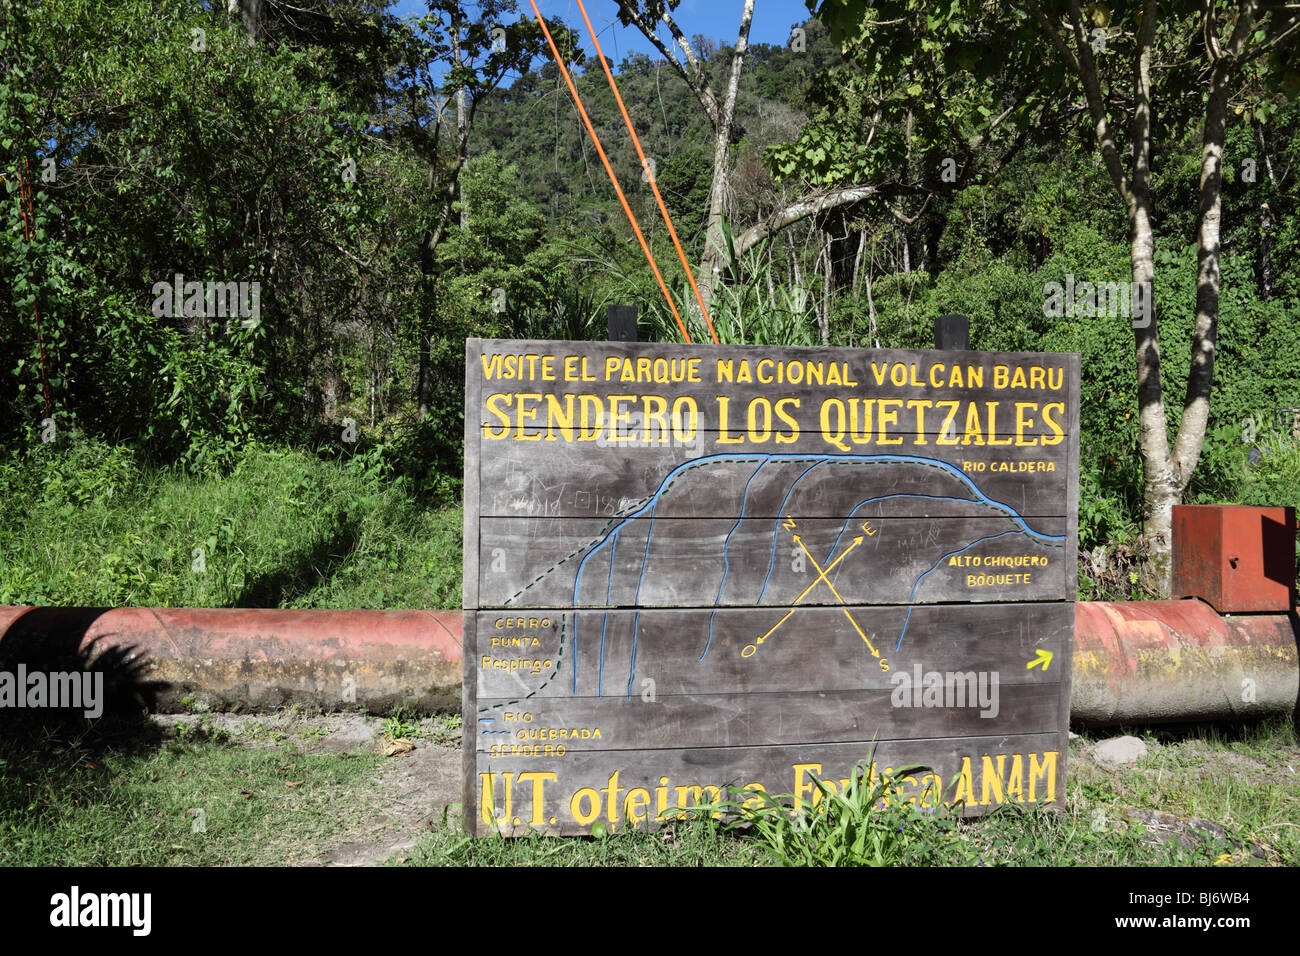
[935,313,970,350]
[607,304,638,342]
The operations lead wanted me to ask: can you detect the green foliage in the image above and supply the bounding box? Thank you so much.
[0,440,463,609]
[716,760,956,866]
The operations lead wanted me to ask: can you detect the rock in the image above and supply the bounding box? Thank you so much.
[1094,735,1148,767]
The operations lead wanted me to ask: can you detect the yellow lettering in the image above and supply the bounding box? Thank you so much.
[1041,402,1065,445]
[517,771,557,825]
[747,397,773,443]
[820,399,848,451]
[1006,755,1024,803]
[571,787,601,826]
[642,395,669,443]
[514,393,543,441]
[951,757,975,808]
[878,399,903,445]
[936,401,961,445]
[793,763,823,810]
[609,395,636,441]
[774,398,800,444]
[485,393,511,440]
[1029,751,1058,803]
[907,399,933,444]
[579,394,604,440]
[1014,402,1039,447]
[716,396,745,444]
[986,401,1013,446]
[545,394,574,441]
[962,402,984,445]
[624,788,651,825]
[981,754,1006,806]
[671,397,698,443]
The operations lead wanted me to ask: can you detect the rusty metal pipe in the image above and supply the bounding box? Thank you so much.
[1,601,1294,723]
[0,606,462,714]
[1072,600,1297,726]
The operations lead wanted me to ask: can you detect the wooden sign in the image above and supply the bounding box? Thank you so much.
[462,340,1080,835]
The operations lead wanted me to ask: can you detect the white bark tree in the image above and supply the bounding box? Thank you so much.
[1022,0,1300,594]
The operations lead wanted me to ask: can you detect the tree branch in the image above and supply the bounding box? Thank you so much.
[732,185,880,259]
[615,1,719,122]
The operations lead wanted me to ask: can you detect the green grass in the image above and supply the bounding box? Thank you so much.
[399,806,764,867]
[382,708,461,744]
[0,720,383,866]
[0,440,463,609]
[399,719,1299,867]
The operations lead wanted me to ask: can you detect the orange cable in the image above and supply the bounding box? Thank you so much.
[572,0,719,344]
[525,0,692,343]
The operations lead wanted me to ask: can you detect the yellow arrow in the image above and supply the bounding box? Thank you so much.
[1026,649,1053,671]
[794,536,878,658]
[752,535,863,651]
[838,607,880,659]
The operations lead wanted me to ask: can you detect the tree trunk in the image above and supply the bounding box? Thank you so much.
[417,278,434,420]
[1124,3,1178,596]
[851,228,865,294]
[865,247,880,349]
[819,231,831,345]
[1255,125,1274,300]
[227,0,263,43]
[694,0,755,312]
[453,11,469,230]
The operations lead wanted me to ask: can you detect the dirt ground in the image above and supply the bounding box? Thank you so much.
[152,712,463,866]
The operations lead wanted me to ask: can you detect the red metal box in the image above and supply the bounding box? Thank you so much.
[1171,504,1296,612]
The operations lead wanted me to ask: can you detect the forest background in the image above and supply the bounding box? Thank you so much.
[2,0,1297,610]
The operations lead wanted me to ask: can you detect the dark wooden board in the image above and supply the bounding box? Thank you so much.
[479,441,1070,520]
[472,603,1072,700]
[462,339,1080,837]
[470,733,1067,835]
[479,515,1069,608]
[474,683,1060,753]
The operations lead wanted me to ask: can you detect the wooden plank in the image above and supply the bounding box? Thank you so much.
[463,344,482,612]
[462,346,484,838]
[1060,353,1081,750]
[473,603,1073,700]
[460,610,479,837]
[474,683,1062,752]
[471,732,1068,835]
[472,340,1075,407]
[479,515,1069,608]
[479,441,1070,520]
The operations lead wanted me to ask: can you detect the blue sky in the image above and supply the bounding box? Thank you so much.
[388,0,817,67]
